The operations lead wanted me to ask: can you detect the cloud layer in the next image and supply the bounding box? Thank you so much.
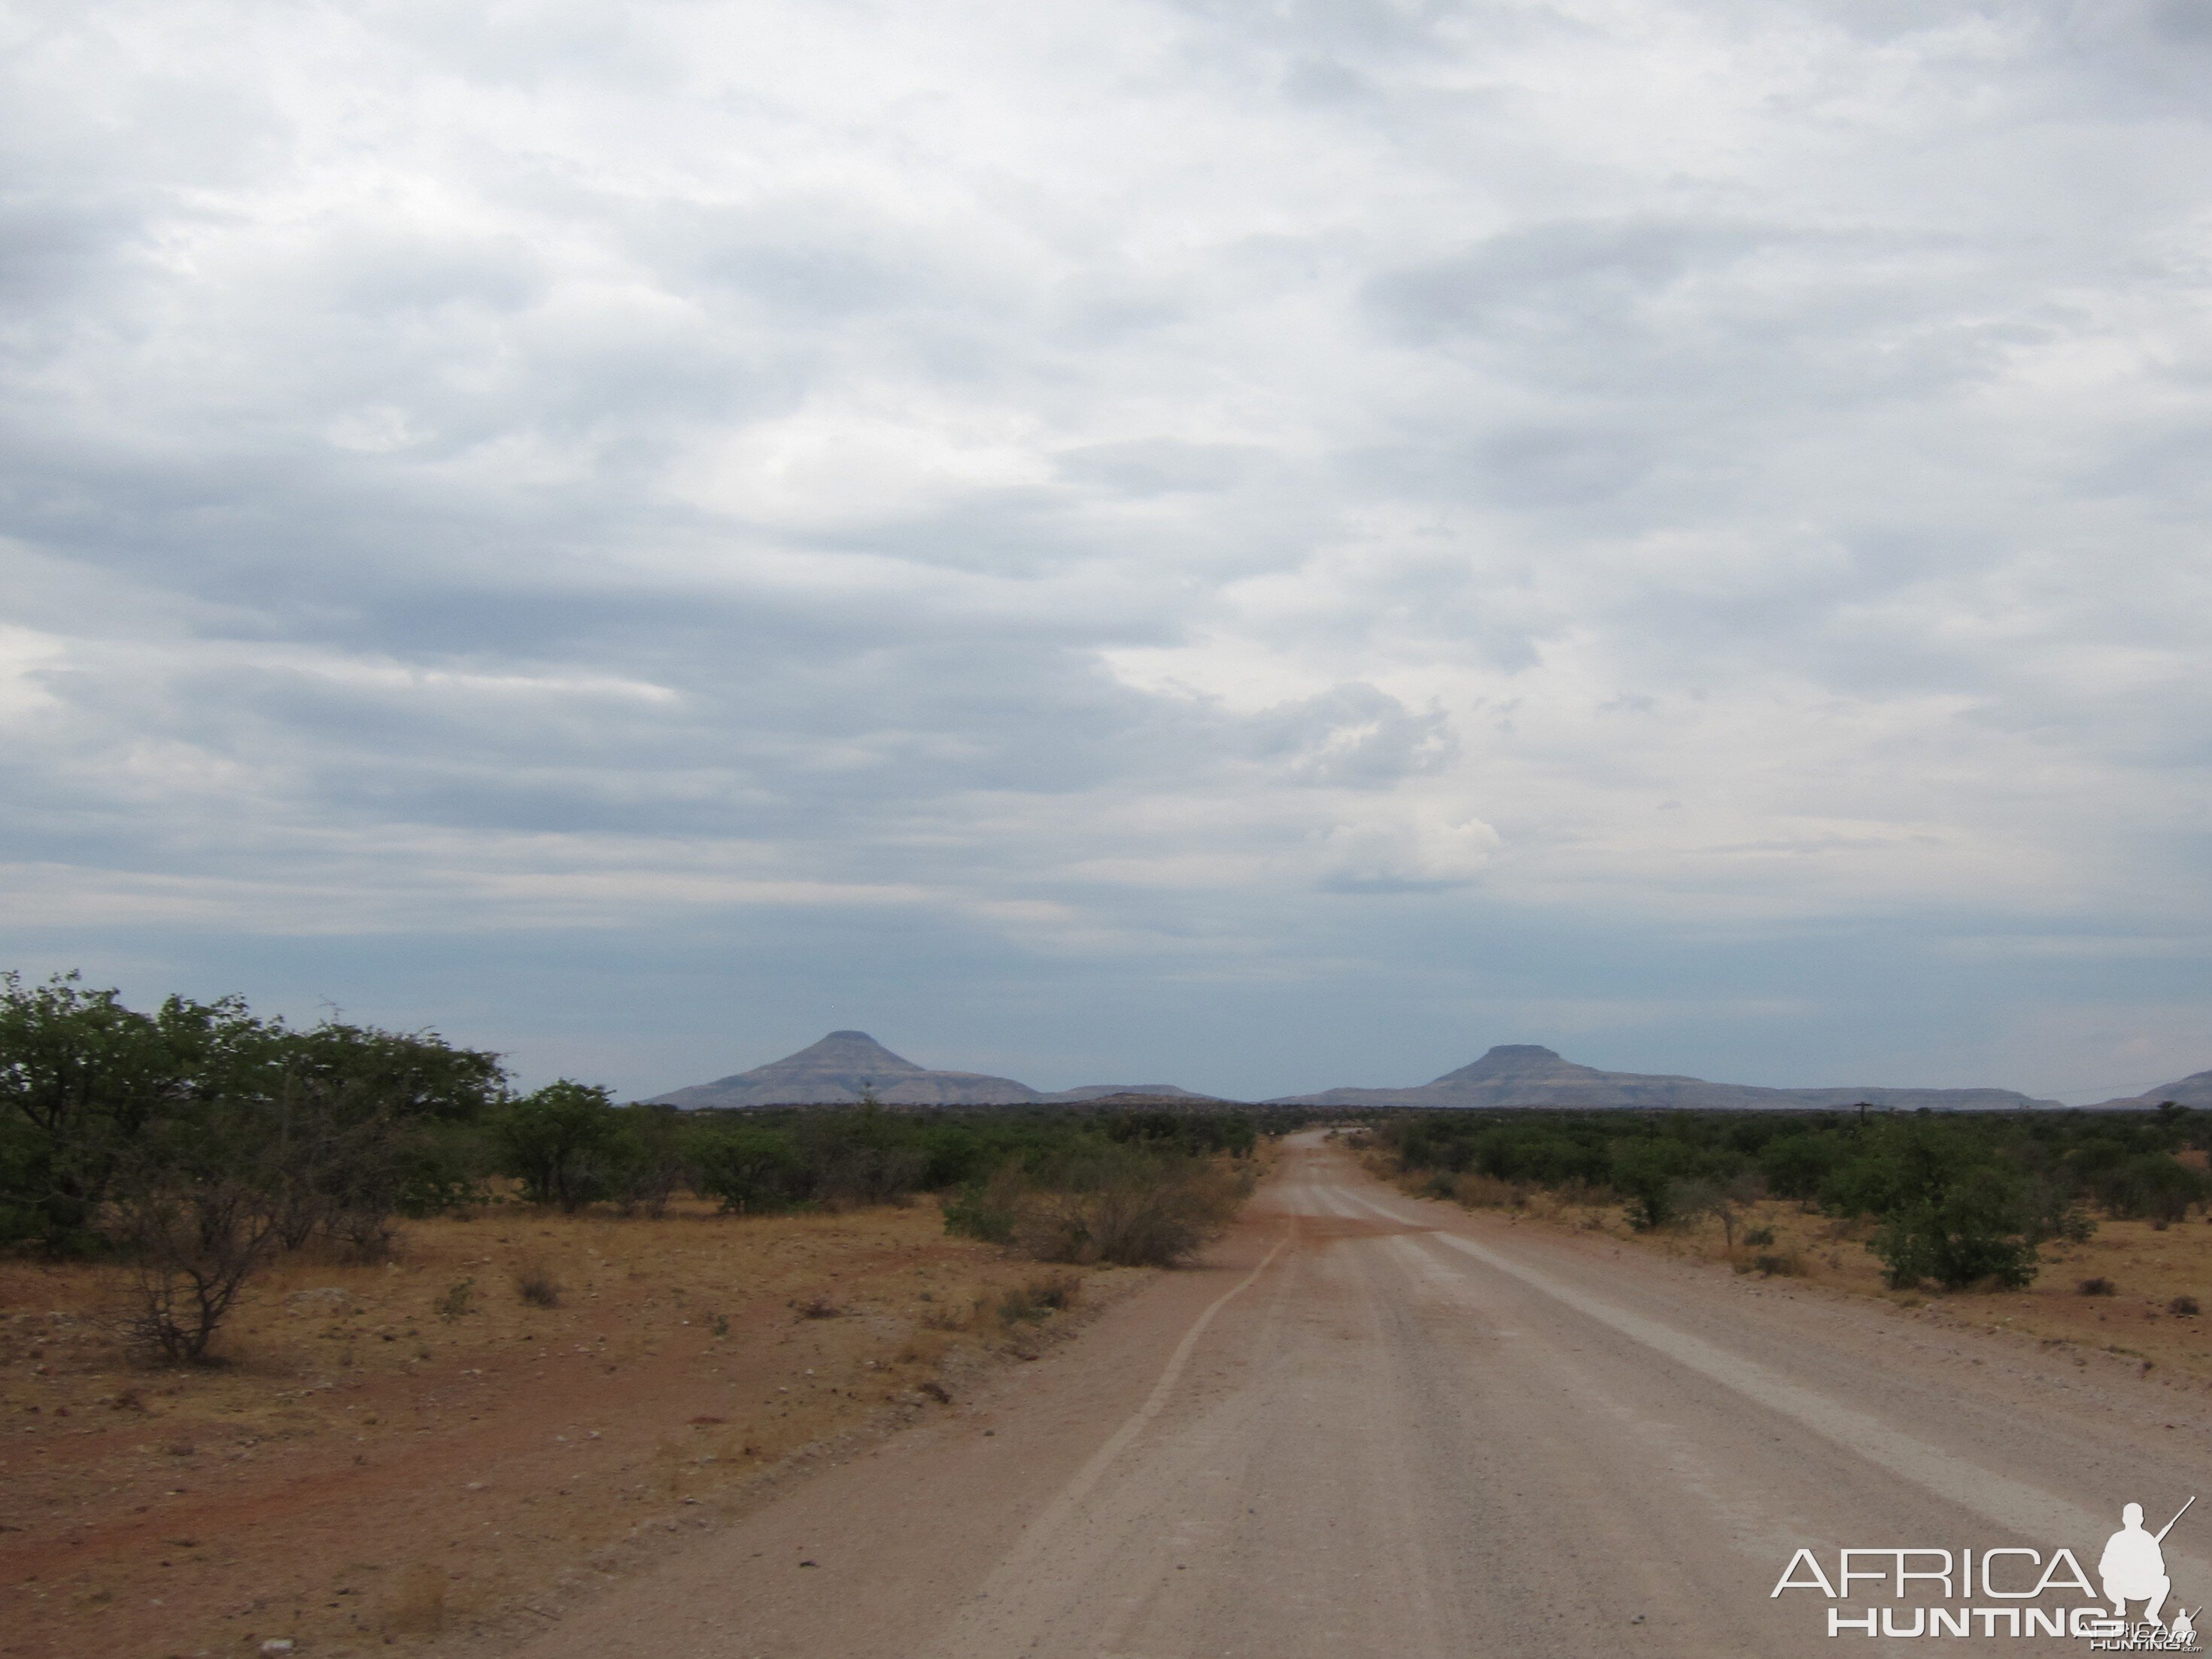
[4,0,2209,1099]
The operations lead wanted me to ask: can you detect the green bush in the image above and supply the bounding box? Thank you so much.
[1610,1139,1693,1230]
[691,1125,809,1214]
[797,1102,927,1207]
[1870,1166,2041,1290]
[1758,1134,1837,1201]
[2096,1153,2207,1224]
[491,1081,621,1211]
[942,1169,1019,1242]
[1366,1098,2212,1298]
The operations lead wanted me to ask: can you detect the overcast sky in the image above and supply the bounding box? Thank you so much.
[4,0,2209,1102]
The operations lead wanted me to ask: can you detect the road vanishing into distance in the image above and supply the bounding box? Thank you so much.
[519,1135,2212,1657]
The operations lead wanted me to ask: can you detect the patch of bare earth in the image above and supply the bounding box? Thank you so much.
[0,1200,1141,1659]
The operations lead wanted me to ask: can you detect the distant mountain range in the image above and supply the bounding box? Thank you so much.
[1265,1044,2062,1111]
[646,1031,1220,1110]
[2087,1069,2212,1110]
[649,1032,2204,1112]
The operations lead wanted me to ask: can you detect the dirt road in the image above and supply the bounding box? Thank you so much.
[515,1136,2212,1657]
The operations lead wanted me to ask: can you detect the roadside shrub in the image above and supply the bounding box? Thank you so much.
[435,1278,474,1320]
[995,1147,1241,1267]
[1030,1269,1080,1310]
[2170,1294,2199,1317]
[514,1266,561,1307]
[995,1272,1081,1326]
[943,1168,1020,1243]
[1742,1226,1776,1247]
[111,1173,285,1363]
[1551,1177,1617,1210]
[1870,1166,2041,1290]
[1370,1101,2212,1298]
[1611,1139,1694,1230]
[1446,1172,1524,1209]
[1088,1159,1238,1266]
[995,1286,1047,1325]
[2077,1276,2117,1296]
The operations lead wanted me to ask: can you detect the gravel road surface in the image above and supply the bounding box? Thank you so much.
[515,1135,2212,1657]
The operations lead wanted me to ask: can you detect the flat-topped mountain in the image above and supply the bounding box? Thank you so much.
[651,1032,1218,1109]
[1270,1044,2060,1111]
[655,1033,2069,1113]
[2089,1068,2212,1110]
[652,1031,1043,1108]
[1039,1083,1219,1103]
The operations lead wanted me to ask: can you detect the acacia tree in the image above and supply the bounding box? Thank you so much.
[494,1081,621,1211]
[0,973,195,1249]
[692,1123,808,1213]
[5,971,512,1355]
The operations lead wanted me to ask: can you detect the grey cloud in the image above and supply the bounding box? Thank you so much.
[319,232,551,318]
[372,0,677,91]
[1467,424,1659,510]
[1173,0,1536,65]
[1367,218,1770,348]
[1053,439,1261,496]
[637,200,937,321]
[1,0,2208,1099]
[0,196,144,308]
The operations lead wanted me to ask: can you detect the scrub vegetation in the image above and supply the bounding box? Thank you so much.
[1373,1104,2212,1293]
[0,972,1275,1657]
[1,972,1266,1366]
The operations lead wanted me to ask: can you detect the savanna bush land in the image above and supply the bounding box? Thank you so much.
[0,972,1278,1657]
[0,971,1269,1359]
[1363,1102,2212,1378]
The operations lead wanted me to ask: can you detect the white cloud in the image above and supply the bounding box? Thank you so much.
[2,0,2209,1095]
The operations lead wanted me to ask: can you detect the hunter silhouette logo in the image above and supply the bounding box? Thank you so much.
[2101,1499,2190,1628]
[1770,1496,2199,1646]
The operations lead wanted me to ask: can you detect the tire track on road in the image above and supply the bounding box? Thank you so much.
[1335,1180,2212,1594]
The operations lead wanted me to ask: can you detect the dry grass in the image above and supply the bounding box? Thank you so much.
[1004,1156,1249,1267]
[0,1196,1142,1659]
[512,1263,563,1307]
